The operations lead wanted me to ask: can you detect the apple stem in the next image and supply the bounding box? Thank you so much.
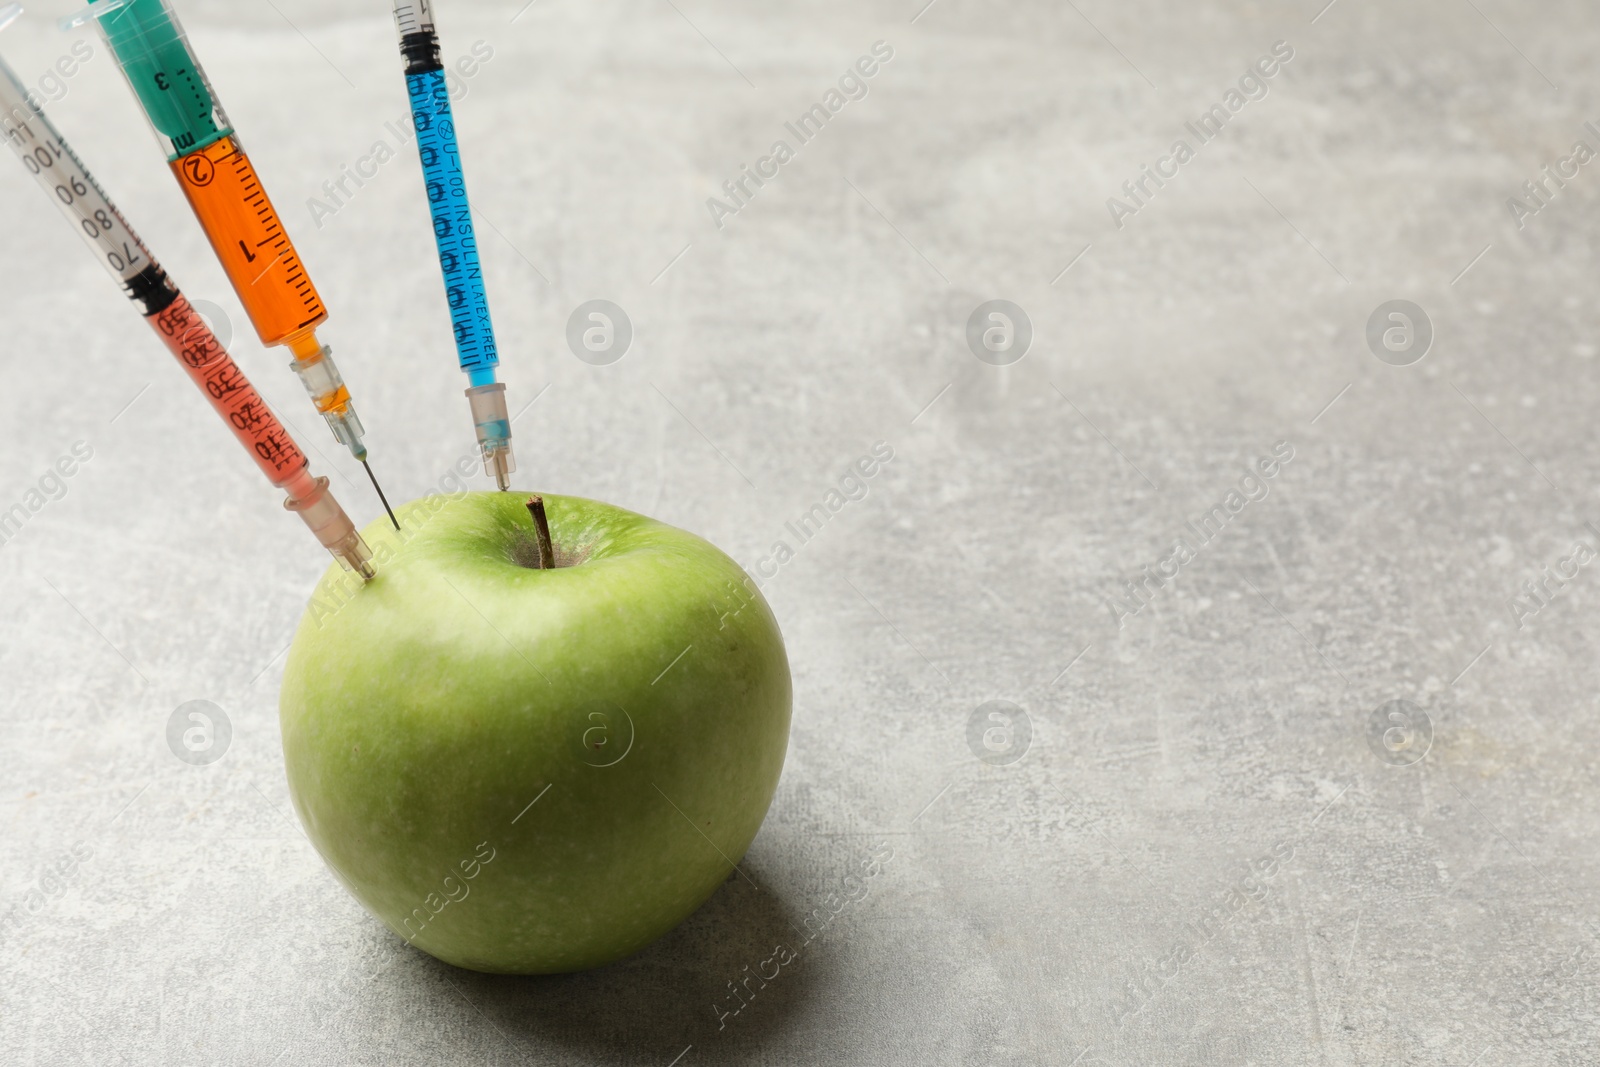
[525,496,556,569]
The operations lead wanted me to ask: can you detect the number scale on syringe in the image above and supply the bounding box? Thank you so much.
[172,135,327,346]
[0,108,166,311]
[409,70,497,383]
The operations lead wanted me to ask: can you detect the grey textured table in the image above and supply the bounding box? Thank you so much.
[4,0,1599,1063]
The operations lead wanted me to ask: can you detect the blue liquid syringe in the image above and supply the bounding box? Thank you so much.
[388,0,515,490]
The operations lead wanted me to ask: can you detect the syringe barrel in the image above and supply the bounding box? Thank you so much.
[87,0,231,161]
[0,57,178,316]
[392,0,500,381]
[407,69,499,379]
[147,294,314,495]
[168,135,328,349]
[145,293,373,577]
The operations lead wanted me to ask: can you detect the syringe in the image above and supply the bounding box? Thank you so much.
[389,0,514,491]
[0,6,376,580]
[62,0,397,526]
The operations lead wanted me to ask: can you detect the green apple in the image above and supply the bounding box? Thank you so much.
[279,490,791,974]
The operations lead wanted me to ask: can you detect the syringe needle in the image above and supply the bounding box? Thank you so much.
[362,459,400,531]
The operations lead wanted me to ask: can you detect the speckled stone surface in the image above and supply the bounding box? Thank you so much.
[3,0,1599,1063]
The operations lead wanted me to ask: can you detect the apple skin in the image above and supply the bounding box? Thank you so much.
[279,491,791,974]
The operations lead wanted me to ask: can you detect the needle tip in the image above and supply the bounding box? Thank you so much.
[361,459,400,531]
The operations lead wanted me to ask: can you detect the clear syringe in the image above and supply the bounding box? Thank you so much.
[389,0,515,490]
[0,5,376,580]
[61,0,397,526]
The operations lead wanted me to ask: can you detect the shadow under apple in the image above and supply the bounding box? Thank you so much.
[410,852,818,1063]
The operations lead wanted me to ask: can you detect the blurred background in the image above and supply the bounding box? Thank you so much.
[3,0,1600,1063]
